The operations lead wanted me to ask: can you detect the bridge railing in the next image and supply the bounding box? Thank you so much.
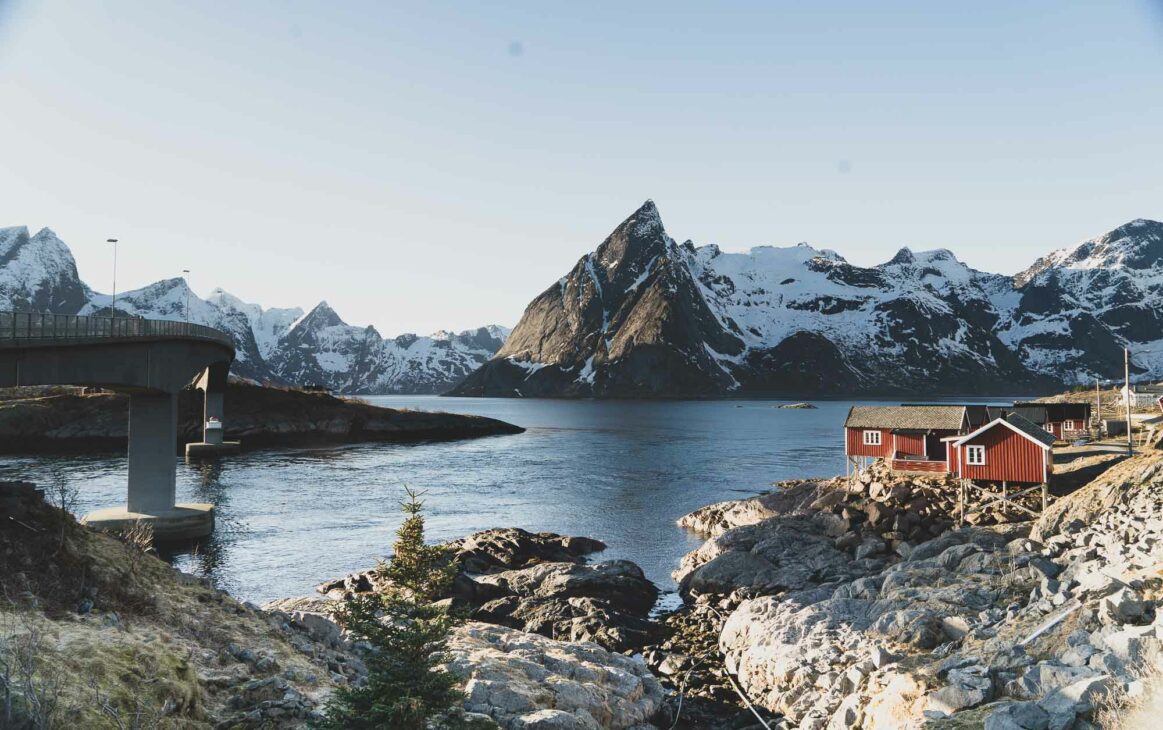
[0,312,235,349]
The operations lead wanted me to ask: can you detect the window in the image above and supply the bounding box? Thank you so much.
[966,445,986,466]
[862,430,882,446]
[1063,420,1075,431]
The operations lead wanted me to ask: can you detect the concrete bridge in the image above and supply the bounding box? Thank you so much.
[0,311,237,539]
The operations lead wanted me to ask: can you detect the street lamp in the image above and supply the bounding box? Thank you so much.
[107,239,118,317]
[182,269,191,325]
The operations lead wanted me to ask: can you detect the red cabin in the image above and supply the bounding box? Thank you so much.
[948,413,1054,485]
[844,405,969,473]
[1011,402,1091,442]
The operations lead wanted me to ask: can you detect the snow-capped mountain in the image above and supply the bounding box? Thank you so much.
[451,201,1162,397]
[996,219,1163,384]
[270,302,510,394]
[0,226,90,313]
[0,227,508,393]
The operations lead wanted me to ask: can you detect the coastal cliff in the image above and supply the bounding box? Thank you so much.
[0,381,523,454]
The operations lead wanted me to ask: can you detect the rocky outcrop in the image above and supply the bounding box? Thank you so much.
[0,381,524,454]
[318,528,660,655]
[674,462,1043,602]
[691,452,1163,729]
[445,622,664,730]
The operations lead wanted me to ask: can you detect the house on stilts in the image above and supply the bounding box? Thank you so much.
[843,404,1058,519]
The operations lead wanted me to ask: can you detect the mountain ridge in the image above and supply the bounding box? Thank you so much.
[451,202,1163,398]
[0,228,509,394]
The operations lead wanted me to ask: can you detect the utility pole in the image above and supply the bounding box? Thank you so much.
[1095,378,1101,435]
[1125,348,1133,455]
[183,269,191,325]
[107,238,119,317]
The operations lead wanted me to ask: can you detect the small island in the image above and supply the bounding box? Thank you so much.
[0,381,523,454]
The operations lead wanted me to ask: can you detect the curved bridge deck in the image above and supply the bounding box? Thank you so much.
[0,311,234,349]
[1,310,237,540]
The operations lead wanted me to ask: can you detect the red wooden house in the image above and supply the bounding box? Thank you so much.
[1011,402,1091,442]
[844,405,970,473]
[947,413,1054,485]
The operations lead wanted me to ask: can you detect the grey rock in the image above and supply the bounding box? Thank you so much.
[984,702,1050,730]
[1100,587,1146,625]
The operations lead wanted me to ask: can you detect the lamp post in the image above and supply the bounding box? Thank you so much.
[107,238,118,317]
[182,269,191,325]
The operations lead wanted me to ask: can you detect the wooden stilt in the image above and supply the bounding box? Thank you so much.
[1041,482,1048,512]
[958,480,965,527]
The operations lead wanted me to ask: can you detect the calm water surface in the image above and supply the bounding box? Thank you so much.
[0,397,1007,604]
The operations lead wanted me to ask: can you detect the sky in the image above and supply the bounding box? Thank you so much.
[0,1,1161,335]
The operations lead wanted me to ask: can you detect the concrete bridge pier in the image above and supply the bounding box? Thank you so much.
[1,311,237,542]
[128,392,178,512]
[185,363,240,457]
[86,390,215,541]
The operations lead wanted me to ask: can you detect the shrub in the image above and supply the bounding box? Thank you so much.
[313,488,466,730]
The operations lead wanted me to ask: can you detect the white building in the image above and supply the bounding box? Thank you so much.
[1119,383,1163,409]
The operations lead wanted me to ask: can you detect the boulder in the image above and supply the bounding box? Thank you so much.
[1037,675,1112,730]
[445,622,664,730]
[925,666,992,715]
[984,702,1050,730]
[477,560,658,615]
[675,517,865,599]
[447,528,607,574]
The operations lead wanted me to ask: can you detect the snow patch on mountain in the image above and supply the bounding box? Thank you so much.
[0,227,508,393]
[453,202,1163,398]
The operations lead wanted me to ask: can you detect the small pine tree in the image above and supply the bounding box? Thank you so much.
[314,488,466,730]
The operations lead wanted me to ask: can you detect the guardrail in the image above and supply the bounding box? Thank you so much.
[0,311,235,349]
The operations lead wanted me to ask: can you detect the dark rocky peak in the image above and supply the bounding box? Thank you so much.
[886,247,915,265]
[456,326,507,351]
[297,300,346,330]
[592,200,672,283]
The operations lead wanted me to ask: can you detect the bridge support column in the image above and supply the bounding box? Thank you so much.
[127,392,178,512]
[84,390,214,541]
[185,363,240,457]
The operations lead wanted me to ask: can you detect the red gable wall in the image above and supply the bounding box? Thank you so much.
[957,425,1047,484]
[845,427,892,458]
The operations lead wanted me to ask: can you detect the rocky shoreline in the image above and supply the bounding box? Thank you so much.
[7,442,1162,728]
[246,447,1163,729]
[0,381,524,454]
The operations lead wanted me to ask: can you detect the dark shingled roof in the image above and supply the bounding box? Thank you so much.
[844,405,967,431]
[1013,401,1091,423]
[1004,413,1056,447]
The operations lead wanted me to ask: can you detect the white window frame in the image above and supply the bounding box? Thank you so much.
[1063,420,1075,431]
[965,445,986,466]
[862,430,882,446]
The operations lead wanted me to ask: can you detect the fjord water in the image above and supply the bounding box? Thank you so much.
[0,398,958,604]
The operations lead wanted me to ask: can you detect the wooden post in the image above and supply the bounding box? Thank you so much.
[958,480,965,527]
[1041,482,1047,513]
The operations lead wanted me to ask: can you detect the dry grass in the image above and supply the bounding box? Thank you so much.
[0,495,337,728]
[1095,648,1163,730]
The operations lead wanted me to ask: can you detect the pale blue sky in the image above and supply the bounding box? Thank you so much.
[1,1,1161,334]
